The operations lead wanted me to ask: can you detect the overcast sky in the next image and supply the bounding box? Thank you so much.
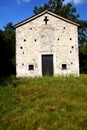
[0,0,87,29]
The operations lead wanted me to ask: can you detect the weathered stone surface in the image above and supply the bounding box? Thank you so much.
[15,11,79,77]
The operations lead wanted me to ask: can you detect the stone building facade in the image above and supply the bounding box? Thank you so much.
[14,10,80,77]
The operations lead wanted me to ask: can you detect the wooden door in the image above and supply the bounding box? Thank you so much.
[42,55,53,76]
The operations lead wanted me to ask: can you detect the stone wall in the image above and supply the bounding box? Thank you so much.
[16,12,79,77]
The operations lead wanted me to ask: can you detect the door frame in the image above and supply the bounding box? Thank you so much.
[39,53,56,76]
[38,53,56,76]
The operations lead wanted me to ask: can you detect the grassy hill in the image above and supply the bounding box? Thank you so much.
[0,75,87,130]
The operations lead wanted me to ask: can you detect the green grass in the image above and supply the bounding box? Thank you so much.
[0,75,87,130]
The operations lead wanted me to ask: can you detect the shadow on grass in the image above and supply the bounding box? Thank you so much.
[0,75,17,87]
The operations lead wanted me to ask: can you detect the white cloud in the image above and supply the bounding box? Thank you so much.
[74,0,86,4]
[64,0,87,4]
[17,0,31,5]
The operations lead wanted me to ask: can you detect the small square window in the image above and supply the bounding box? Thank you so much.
[29,65,34,70]
[62,64,67,70]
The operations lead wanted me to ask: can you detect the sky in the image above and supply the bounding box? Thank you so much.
[0,0,87,30]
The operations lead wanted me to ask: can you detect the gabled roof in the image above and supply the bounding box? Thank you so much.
[14,10,80,28]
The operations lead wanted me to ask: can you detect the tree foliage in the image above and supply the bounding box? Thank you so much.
[79,44,87,73]
[0,22,15,76]
[33,0,64,14]
[78,20,87,45]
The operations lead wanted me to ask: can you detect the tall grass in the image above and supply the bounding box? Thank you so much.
[0,75,87,130]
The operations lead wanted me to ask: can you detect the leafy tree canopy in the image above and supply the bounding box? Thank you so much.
[0,22,15,76]
[3,22,14,32]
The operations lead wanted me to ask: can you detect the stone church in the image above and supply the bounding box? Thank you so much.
[14,10,80,77]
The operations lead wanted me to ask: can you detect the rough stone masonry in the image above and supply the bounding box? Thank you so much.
[14,10,80,77]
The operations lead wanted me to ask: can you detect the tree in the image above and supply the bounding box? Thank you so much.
[0,22,15,76]
[78,20,87,45]
[56,3,79,20]
[48,0,64,11]
[33,0,64,14]
[78,21,87,73]
[79,44,87,73]
[3,22,14,32]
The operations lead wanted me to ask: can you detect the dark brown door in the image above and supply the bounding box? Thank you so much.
[42,55,53,76]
